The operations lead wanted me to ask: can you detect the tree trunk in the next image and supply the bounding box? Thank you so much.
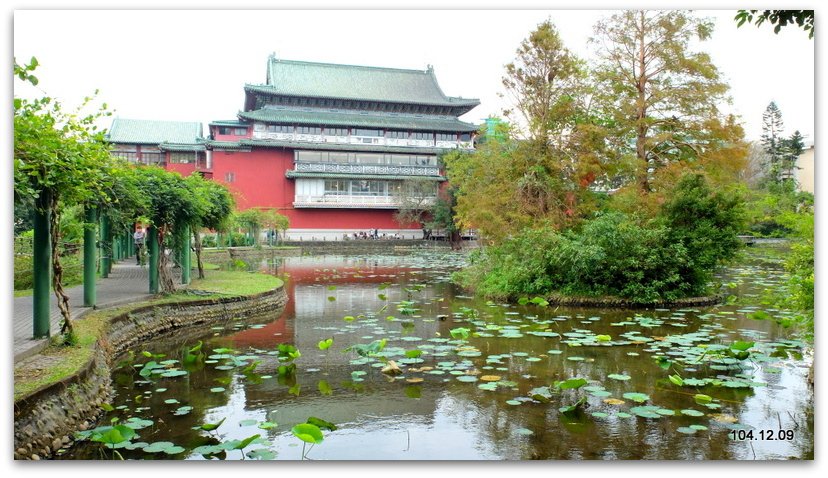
[449,230,462,250]
[157,227,176,293]
[636,10,650,193]
[194,229,205,279]
[48,195,73,336]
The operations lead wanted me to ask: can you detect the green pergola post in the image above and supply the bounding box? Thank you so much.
[32,191,52,339]
[100,214,111,278]
[83,206,97,307]
[181,225,191,285]
[148,226,159,294]
[113,230,121,263]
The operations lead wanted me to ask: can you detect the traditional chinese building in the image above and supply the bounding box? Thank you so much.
[108,56,480,239]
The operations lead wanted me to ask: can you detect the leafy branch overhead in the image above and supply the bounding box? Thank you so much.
[735,10,814,39]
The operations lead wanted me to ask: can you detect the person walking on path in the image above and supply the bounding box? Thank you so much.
[133,226,146,266]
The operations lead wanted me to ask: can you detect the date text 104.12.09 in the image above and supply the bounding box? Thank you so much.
[729,429,795,441]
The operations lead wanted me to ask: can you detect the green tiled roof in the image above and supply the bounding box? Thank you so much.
[239,107,479,132]
[107,118,204,145]
[286,171,446,182]
[209,119,248,127]
[205,140,251,151]
[232,138,451,155]
[159,142,206,152]
[260,58,480,110]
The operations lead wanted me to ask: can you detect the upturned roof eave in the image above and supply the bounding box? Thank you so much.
[237,109,480,133]
[243,83,480,109]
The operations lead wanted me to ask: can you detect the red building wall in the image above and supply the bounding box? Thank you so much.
[210,147,414,230]
[165,162,196,177]
[212,148,292,210]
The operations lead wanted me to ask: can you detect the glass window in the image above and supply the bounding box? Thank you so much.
[324,180,348,195]
[460,132,472,141]
[170,152,194,164]
[297,125,322,134]
[436,132,456,141]
[350,180,384,196]
[329,152,350,163]
[296,151,324,162]
[411,131,433,141]
[225,172,235,183]
[112,151,138,161]
[353,128,382,137]
[326,127,348,136]
[141,152,163,165]
[386,130,409,139]
[234,127,248,135]
[267,124,292,133]
[355,153,383,164]
[389,154,410,165]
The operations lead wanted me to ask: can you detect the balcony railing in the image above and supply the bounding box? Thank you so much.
[294,194,436,209]
[294,162,440,177]
[251,130,473,150]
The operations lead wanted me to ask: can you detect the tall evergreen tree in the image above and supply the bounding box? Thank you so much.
[760,101,786,184]
[781,130,805,184]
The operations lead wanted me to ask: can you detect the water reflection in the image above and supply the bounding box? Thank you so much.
[61,246,813,460]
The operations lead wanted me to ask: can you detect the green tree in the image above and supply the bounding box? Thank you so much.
[184,174,234,279]
[591,10,730,192]
[501,19,583,149]
[781,130,805,185]
[235,209,264,247]
[135,167,206,293]
[657,173,745,288]
[258,208,290,245]
[424,184,464,249]
[393,178,438,229]
[735,10,814,39]
[760,101,786,185]
[14,57,120,337]
[449,22,607,243]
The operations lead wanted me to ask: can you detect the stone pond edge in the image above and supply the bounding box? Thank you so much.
[13,284,288,460]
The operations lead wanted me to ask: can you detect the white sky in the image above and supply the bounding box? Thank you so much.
[10,7,816,142]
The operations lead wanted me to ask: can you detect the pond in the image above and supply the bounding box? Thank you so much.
[60,244,814,460]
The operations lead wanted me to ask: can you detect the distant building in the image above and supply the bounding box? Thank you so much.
[796,142,814,194]
[106,118,210,177]
[107,56,480,240]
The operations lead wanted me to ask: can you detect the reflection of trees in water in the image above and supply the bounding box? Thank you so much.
[66,248,813,459]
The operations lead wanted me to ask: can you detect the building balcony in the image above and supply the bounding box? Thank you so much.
[293,194,436,209]
[251,131,473,150]
[293,161,440,177]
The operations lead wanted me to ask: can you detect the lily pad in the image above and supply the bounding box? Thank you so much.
[622,392,650,403]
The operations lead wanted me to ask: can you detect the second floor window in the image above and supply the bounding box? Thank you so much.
[352,128,382,137]
[297,126,323,135]
[326,127,349,136]
[411,132,433,141]
[267,124,293,133]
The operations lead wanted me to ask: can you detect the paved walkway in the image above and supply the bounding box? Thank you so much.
[13,259,181,362]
